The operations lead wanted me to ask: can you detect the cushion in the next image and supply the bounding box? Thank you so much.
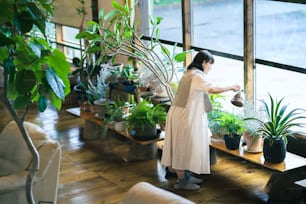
[121,182,195,204]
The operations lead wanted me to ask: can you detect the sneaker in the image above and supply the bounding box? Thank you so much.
[174,182,200,190]
[185,170,203,184]
[176,176,203,185]
[189,176,203,184]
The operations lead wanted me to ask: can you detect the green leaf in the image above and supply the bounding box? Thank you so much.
[174,52,187,62]
[49,91,62,110]
[4,57,14,73]
[46,68,65,100]
[38,95,48,112]
[98,8,105,21]
[28,2,46,35]
[46,49,70,95]
[29,41,41,57]
[16,10,34,34]
[0,48,9,62]
[0,32,14,46]
[13,95,31,109]
[15,70,36,94]
[161,45,170,57]
[156,17,163,25]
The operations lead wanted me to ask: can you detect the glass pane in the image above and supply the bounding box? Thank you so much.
[152,1,182,43]
[62,26,80,45]
[192,0,243,55]
[256,0,306,68]
[256,64,306,128]
[208,55,244,111]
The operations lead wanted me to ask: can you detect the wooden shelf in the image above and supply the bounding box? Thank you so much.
[79,109,165,145]
[210,139,306,172]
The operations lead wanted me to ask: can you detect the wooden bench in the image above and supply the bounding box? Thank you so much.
[210,139,306,203]
[67,107,165,161]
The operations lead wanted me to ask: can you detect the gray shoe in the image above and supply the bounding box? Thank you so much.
[174,182,200,190]
[189,176,203,184]
[176,176,203,185]
[185,170,203,184]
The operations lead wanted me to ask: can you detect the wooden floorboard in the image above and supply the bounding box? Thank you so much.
[1,105,273,204]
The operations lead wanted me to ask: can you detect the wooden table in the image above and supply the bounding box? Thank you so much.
[67,107,165,160]
[210,139,306,202]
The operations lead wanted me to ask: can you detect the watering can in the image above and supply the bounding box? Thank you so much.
[231,90,244,107]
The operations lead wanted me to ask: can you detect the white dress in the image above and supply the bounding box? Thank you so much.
[161,69,212,174]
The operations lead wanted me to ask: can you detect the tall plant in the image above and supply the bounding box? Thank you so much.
[76,0,187,102]
[0,1,70,203]
[245,94,306,145]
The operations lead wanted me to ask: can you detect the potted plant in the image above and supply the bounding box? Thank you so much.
[106,100,128,132]
[218,112,245,150]
[242,101,264,153]
[208,94,226,139]
[86,64,113,117]
[127,99,167,141]
[0,1,71,203]
[75,1,188,102]
[244,94,306,163]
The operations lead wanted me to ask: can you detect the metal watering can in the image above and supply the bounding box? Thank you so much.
[231,90,244,107]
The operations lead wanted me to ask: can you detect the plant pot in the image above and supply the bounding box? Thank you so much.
[263,137,286,163]
[94,99,108,117]
[131,124,159,141]
[244,133,263,153]
[224,134,241,150]
[114,121,127,132]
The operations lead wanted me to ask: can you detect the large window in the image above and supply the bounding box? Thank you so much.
[255,0,306,68]
[152,1,182,43]
[192,0,244,56]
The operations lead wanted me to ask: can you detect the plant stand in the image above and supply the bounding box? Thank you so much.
[80,109,164,161]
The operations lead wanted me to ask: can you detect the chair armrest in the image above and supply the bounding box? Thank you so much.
[0,171,28,193]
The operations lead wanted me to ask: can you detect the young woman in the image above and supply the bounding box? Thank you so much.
[161,50,240,190]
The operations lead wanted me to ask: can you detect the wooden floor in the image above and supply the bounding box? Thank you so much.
[1,105,273,204]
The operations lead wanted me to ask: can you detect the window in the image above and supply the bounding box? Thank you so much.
[191,0,244,56]
[255,0,306,68]
[61,26,83,62]
[152,0,183,43]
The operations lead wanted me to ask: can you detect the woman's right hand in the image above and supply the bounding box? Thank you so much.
[232,85,241,92]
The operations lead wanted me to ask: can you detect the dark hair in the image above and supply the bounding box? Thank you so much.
[187,50,214,71]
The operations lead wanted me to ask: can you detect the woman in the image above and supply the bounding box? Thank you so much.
[161,50,240,190]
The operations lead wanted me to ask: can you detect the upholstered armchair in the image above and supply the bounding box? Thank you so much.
[120,182,195,204]
[0,121,61,204]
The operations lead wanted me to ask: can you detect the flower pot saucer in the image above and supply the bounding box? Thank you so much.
[243,146,262,153]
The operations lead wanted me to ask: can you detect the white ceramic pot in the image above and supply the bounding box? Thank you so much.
[114,121,127,132]
[244,133,263,153]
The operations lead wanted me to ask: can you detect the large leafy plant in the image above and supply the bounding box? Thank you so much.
[218,112,245,137]
[127,99,166,131]
[0,1,70,203]
[245,94,306,145]
[75,0,188,102]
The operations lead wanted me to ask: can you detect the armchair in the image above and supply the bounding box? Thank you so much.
[0,121,61,204]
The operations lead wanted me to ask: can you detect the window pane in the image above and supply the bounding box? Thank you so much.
[192,0,243,55]
[256,64,306,128]
[62,26,80,45]
[256,0,306,68]
[152,1,182,43]
[208,55,244,111]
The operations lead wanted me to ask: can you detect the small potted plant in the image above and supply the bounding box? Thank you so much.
[244,94,306,163]
[218,111,245,150]
[242,101,265,153]
[127,99,167,141]
[86,64,112,117]
[208,94,226,140]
